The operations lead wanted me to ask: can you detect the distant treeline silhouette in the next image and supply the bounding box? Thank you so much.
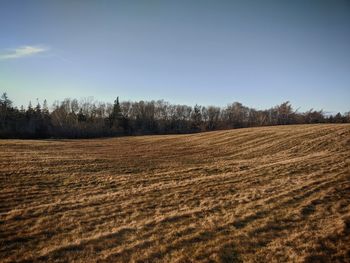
[0,92,349,138]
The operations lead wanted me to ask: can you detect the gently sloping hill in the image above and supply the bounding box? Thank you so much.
[0,124,349,262]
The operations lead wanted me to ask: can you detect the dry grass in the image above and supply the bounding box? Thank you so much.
[1,124,350,262]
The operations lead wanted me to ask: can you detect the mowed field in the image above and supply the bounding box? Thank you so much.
[1,124,350,262]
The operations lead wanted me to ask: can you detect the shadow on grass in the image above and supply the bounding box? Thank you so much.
[219,243,242,263]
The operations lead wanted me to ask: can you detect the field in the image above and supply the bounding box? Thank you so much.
[1,124,350,262]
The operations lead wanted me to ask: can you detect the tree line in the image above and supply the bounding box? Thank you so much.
[0,92,349,139]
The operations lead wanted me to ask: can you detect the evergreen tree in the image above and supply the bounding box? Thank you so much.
[0,92,12,109]
[26,101,34,119]
[42,100,49,115]
[77,108,87,122]
[0,93,13,133]
[109,97,122,128]
[35,100,42,114]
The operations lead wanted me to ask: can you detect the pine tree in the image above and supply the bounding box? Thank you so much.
[113,97,122,118]
[35,99,42,115]
[77,108,86,122]
[27,101,34,117]
[0,93,13,131]
[42,100,49,115]
[0,93,13,121]
[0,93,12,108]
[110,97,122,128]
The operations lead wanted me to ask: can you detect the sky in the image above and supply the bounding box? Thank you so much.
[0,0,349,113]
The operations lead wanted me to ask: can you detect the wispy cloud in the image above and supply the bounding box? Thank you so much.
[0,45,49,60]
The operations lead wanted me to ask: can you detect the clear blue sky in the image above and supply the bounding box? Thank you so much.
[0,0,349,113]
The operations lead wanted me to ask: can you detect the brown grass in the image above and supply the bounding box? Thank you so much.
[1,124,350,262]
